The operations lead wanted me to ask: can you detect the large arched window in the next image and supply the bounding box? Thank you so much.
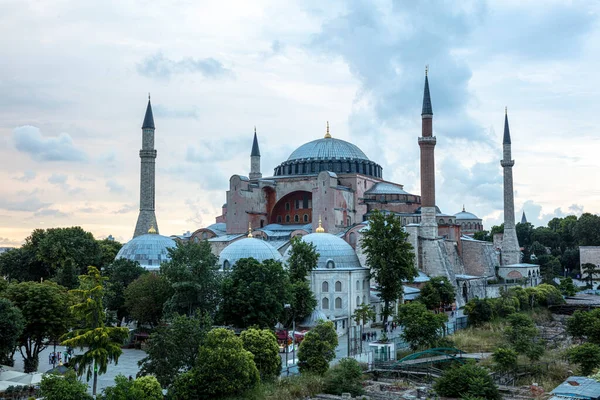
[285,202,290,211]
[363,280,367,290]
[322,297,329,310]
[335,297,342,309]
[285,215,290,223]
[356,280,360,290]
[322,281,329,292]
[356,296,360,305]
[349,232,356,247]
[201,232,208,239]
[294,214,299,223]
[223,260,230,270]
[363,295,366,304]
[439,218,445,224]
[304,214,309,222]
[277,215,282,223]
[335,281,342,292]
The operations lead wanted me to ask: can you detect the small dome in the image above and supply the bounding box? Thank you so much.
[299,309,328,328]
[116,234,177,270]
[219,238,282,270]
[455,210,479,220]
[287,137,370,162]
[284,233,362,269]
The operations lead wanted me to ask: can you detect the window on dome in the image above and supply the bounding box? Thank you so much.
[202,232,208,239]
[335,297,342,309]
[295,199,300,209]
[327,260,335,269]
[194,237,199,243]
[294,215,299,223]
[286,215,290,223]
[322,281,329,292]
[347,216,351,226]
[277,216,282,223]
[335,281,342,292]
[303,214,309,223]
[285,202,290,211]
[439,219,445,224]
[223,260,230,270]
[322,297,329,310]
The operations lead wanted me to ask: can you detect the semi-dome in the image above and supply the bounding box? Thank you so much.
[274,135,382,179]
[116,233,176,270]
[219,237,283,270]
[284,232,362,270]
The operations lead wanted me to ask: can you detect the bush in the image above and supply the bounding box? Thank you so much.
[464,298,495,326]
[241,328,282,382]
[323,358,364,396]
[298,321,338,375]
[433,362,500,400]
[568,343,600,376]
[492,347,518,372]
[102,374,162,400]
[39,371,92,400]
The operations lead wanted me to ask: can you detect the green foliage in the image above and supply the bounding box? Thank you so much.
[5,281,71,372]
[221,258,291,328]
[472,230,491,242]
[516,222,535,249]
[298,320,338,375]
[558,277,577,296]
[323,358,364,396]
[492,347,518,372]
[0,297,25,365]
[39,371,92,400]
[566,309,600,344]
[289,281,317,324]
[568,343,600,376]
[61,266,130,395]
[464,298,495,326]
[286,237,319,322]
[160,240,221,317]
[395,302,447,350]
[241,328,282,382]
[352,303,376,327]
[528,284,564,307]
[583,263,599,288]
[433,362,500,400]
[97,239,123,270]
[504,313,539,354]
[418,276,456,310]
[168,328,259,399]
[361,210,417,322]
[103,258,147,325]
[102,374,163,400]
[0,246,47,283]
[124,273,173,327]
[490,223,504,236]
[138,312,211,387]
[575,213,600,246]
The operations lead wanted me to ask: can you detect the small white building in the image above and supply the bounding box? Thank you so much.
[498,263,541,286]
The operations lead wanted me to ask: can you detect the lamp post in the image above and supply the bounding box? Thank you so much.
[284,304,292,370]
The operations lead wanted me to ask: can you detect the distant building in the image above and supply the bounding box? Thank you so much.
[454,206,484,236]
[580,246,600,284]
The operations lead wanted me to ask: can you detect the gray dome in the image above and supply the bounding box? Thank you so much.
[455,210,479,220]
[219,237,282,270]
[116,233,176,270]
[284,233,362,270]
[287,138,370,162]
[299,309,328,328]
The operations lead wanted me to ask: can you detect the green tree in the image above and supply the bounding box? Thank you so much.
[298,320,338,375]
[560,248,580,275]
[5,281,71,372]
[490,223,505,237]
[433,362,500,400]
[418,276,456,310]
[61,266,130,396]
[286,236,319,323]
[241,328,282,381]
[492,347,518,373]
[464,298,495,326]
[583,263,599,289]
[575,213,600,246]
[102,374,163,400]
[0,246,47,282]
[472,230,491,242]
[160,241,221,317]
[395,302,447,350]
[532,227,561,250]
[0,298,25,366]
[124,273,173,328]
[103,258,147,326]
[220,258,291,328]
[138,313,211,388]
[323,358,364,397]
[559,277,577,296]
[566,309,600,344]
[568,343,600,376]
[97,238,123,270]
[504,313,539,354]
[289,281,317,324]
[516,222,534,249]
[168,328,259,399]
[352,302,376,352]
[39,371,93,400]
[361,210,417,323]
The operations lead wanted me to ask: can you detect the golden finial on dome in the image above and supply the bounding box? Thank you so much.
[247,222,253,238]
[324,121,331,139]
[148,223,157,234]
[462,204,465,212]
[316,216,325,233]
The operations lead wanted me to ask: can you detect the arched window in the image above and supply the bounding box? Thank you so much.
[223,260,230,270]
[335,297,342,309]
[347,216,351,226]
[363,280,367,290]
[349,232,356,247]
[363,295,366,304]
[327,260,335,269]
[294,214,299,223]
[303,214,309,222]
[277,215,282,223]
[285,202,290,211]
[439,218,445,224]
[194,237,200,243]
[322,297,329,310]
[322,281,329,292]
[356,296,360,305]
[335,281,342,292]
[356,280,360,290]
[285,215,290,223]
[201,232,208,239]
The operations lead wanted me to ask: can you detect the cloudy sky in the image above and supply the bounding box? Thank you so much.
[1,0,598,245]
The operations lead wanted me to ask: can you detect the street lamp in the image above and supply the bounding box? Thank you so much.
[284,303,296,365]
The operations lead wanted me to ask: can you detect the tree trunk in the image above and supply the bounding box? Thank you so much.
[93,370,98,396]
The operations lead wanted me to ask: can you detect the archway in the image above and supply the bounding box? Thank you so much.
[269,191,312,224]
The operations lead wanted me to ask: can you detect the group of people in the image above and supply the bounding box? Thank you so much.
[48,348,73,366]
[362,331,378,341]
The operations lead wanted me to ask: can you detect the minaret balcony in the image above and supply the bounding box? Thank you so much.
[500,159,514,167]
[140,150,157,158]
[418,136,437,145]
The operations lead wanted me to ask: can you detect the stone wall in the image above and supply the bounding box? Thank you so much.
[461,238,497,277]
[580,246,600,276]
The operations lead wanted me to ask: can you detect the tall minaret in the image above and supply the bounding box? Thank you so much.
[249,127,262,180]
[500,108,520,265]
[133,95,159,238]
[418,66,438,239]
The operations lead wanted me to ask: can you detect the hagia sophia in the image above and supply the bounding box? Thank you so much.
[116,71,540,334]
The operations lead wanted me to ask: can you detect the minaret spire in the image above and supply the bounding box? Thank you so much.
[422,66,433,116]
[418,66,437,239]
[134,95,159,237]
[500,108,520,265]
[249,127,262,180]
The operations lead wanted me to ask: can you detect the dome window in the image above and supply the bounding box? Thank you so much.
[322,297,329,310]
[285,202,290,211]
[326,260,335,269]
[223,260,231,270]
[303,214,309,223]
[322,281,329,292]
[335,297,342,309]
[335,281,342,292]
[277,216,282,223]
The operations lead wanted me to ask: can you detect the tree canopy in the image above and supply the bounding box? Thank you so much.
[286,236,319,323]
[418,276,456,310]
[103,258,147,325]
[0,297,25,366]
[433,362,500,400]
[124,273,173,328]
[39,371,93,400]
[395,301,447,350]
[298,320,338,375]
[102,374,163,400]
[240,328,282,382]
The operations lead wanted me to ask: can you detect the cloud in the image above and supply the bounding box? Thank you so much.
[33,208,69,218]
[106,180,127,194]
[137,52,233,80]
[519,200,585,227]
[153,104,200,119]
[185,198,204,226]
[115,204,137,214]
[48,173,68,185]
[0,237,20,246]
[186,138,248,163]
[0,196,51,212]
[97,151,116,164]
[13,126,88,162]
[13,170,36,182]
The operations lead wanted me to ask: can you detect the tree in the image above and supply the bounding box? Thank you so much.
[490,223,505,237]
[568,343,600,376]
[433,362,500,400]
[240,328,282,381]
[516,222,534,249]
[286,236,319,323]
[352,303,376,352]
[97,238,123,270]
[559,277,577,296]
[167,328,259,399]
[102,374,163,400]
[160,241,221,317]
[103,258,147,325]
[504,313,539,355]
[395,302,447,350]
[583,263,599,289]
[298,320,338,375]
[492,347,518,373]
[5,281,71,372]
[0,246,47,282]
[566,309,600,344]
[464,298,495,326]
[472,230,491,242]
[361,210,417,323]
[220,258,291,328]
[0,298,25,366]
[124,273,173,328]
[418,276,456,310]
[138,313,211,388]
[560,248,580,275]
[323,358,364,397]
[39,371,93,400]
[575,213,600,246]
[61,266,130,396]
[532,227,560,250]
[289,281,317,324]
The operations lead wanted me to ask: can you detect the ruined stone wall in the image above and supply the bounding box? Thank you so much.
[461,239,498,277]
[443,240,465,275]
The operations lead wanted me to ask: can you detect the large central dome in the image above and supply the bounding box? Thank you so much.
[274,135,382,178]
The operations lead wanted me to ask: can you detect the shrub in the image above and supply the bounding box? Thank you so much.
[323,358,364,396]
[298,321,338,375]
[492,347,518,372]
[433,362,500,400]
[568,343,600,376]
[39,371,92,400]
[464,298,495,326]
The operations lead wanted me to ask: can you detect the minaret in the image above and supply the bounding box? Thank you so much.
[249,127,262,180]
[133,95,159,238]
[418,66,438,239]
[500,108,520,265]
[521,211,528,224]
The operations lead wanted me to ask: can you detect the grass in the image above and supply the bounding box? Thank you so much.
[449,321,507,353]
[225,374,325,400]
